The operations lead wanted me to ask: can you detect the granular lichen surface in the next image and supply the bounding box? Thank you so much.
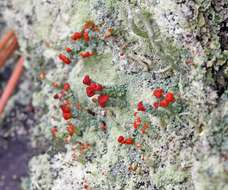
[1,0,228,190]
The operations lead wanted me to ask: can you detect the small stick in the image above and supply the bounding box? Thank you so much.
[0,56,24,114]
[0,36,18,68]
[0,31,15,50]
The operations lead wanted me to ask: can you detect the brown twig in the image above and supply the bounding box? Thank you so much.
[0,31,18,69]
[0,56,24,114]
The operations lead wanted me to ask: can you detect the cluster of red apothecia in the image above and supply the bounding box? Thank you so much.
[83,75,110,108]
[152,88,175,108]
[53,22,178,146]
[117,88,176,146]
[51,122,77,140]
[52,82,75,120]
[117,113,150,146]
[137,88,176,112]
[50,82,77,138]
[133,112,149,134]
[58,21,112,64]
[58,21,99,64]
[51,22,114,139]
[117,135,134,145]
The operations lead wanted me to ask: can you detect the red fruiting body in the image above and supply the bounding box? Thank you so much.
[98,94,109,108]
[79,51,94,58]
[80,51,89,57]
[136,117,141,125]
[84,31,90,42]
[133,117,141,129]
[65,47,72,52]
[58,54,71,64]
[63,83,70,91]
[133,121,139,129]
[117,136,125,143]
[51,127,58,137]
[153,88,164,98]
[124,138,134,145]
[86,86,95,97]
[153,102,159,109]
[63,112,72,120]
[134,112,138,117]
[67,124,76,136]
[96,84,103,91]
[137,101,146,112]
[90,83,103,91]
[60,104,71,113]
[83,75,92,85]
[165,92,175,103]
[71,32,82,40]
[159,99,169,108]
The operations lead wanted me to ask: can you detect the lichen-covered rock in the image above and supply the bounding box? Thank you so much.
[2,0,228,189]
